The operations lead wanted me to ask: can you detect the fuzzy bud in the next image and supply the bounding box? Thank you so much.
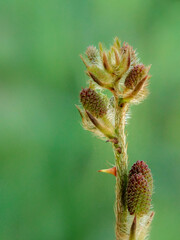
[129,160,153,193]
[80,88,107,118]
[127,173,152,216]
[86,46,99,63]
[124,64,146,89]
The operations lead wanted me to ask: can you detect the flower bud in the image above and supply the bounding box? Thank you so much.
[124,64,146,89]
[86,46,99,63]
[129,160,153,193]
[127,173,152,216]
[80,88,107,118]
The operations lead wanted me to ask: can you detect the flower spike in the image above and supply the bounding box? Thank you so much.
[77,37,154,240]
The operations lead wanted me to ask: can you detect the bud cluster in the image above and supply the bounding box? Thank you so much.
[77,38,152,139]
[79,37,151,105]
[127,161,153,216]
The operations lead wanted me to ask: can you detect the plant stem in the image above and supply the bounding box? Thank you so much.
[129,216,137,240]
[114,96,129,240]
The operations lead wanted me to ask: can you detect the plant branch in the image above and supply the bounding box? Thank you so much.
[78,38,154,240]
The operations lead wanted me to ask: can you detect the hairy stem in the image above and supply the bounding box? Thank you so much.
[114,96,129,240]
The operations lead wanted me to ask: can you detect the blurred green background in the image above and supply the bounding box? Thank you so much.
[0,0,180,239]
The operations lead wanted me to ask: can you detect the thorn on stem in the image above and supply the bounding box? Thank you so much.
[98,166,116,177]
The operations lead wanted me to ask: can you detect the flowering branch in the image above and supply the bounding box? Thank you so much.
[76,38,154,240]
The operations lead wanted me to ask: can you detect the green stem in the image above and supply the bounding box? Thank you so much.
[129,216,137,240]
[114,96,129,240]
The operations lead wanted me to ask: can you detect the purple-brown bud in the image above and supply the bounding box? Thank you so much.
[80,88,107,118]
[129,160,153,193]
[127,173,152,216]
[124,64,146,89]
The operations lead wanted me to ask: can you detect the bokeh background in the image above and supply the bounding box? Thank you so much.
[0,0,180,239]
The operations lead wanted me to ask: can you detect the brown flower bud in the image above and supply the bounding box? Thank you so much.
[124,64,146,89]
[127,173,152,216]
[80,88,107,118]
[129,160,153,193]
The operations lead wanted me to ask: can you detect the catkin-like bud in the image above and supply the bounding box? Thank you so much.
[129,160,153,193]
[124,64,146,89]
[86,46,99,63]
[127,173,151,216]
[80,88,107,118]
